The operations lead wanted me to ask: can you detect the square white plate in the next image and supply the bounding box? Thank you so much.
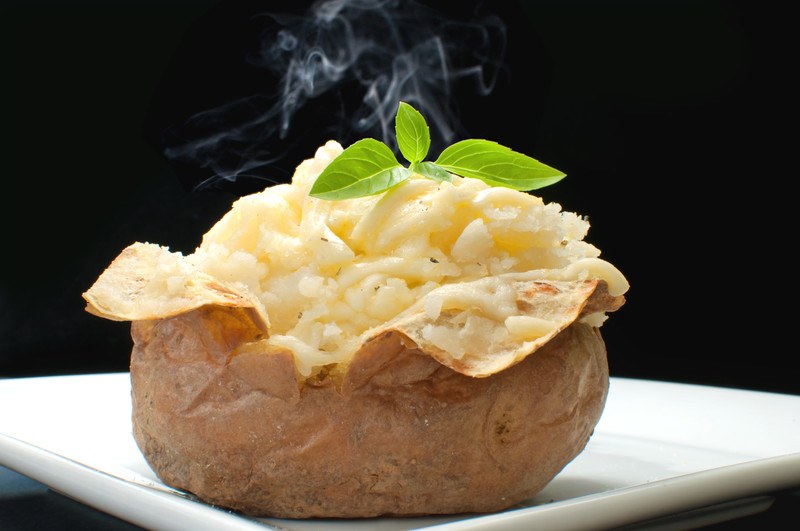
[1,373,799,530]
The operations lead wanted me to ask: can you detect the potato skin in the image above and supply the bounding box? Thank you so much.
[130,306,609,518]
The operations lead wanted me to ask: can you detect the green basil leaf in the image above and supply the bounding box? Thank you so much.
[310,138,412,200]
[411,161,452,182]
[435,139,566,190]
[395,101,431,164]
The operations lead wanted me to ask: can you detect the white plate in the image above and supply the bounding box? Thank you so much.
[1,373,799,530]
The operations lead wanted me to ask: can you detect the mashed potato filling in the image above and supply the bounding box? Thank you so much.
[182,141,627,376]
[84,141,628,378]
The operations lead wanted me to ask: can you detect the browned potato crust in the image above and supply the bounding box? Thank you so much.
[130,304,609,518]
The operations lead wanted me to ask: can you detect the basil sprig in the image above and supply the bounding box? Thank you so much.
[309,102,565,200]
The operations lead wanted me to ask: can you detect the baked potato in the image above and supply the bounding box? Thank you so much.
[84,140,627,518]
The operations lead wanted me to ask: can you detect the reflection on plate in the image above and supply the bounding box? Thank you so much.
[1,374,799,530]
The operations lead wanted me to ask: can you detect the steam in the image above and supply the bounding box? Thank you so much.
[164,0,507,189]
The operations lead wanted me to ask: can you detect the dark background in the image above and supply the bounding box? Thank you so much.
[1,0,795,396]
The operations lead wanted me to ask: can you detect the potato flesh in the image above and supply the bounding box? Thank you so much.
[184,141,627,375]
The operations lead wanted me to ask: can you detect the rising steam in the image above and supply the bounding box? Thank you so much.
[164,0,507,190]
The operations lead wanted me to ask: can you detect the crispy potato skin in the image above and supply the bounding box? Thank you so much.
[130,306,609,518]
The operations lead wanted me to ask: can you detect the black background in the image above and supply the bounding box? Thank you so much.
[1,0,796,398]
